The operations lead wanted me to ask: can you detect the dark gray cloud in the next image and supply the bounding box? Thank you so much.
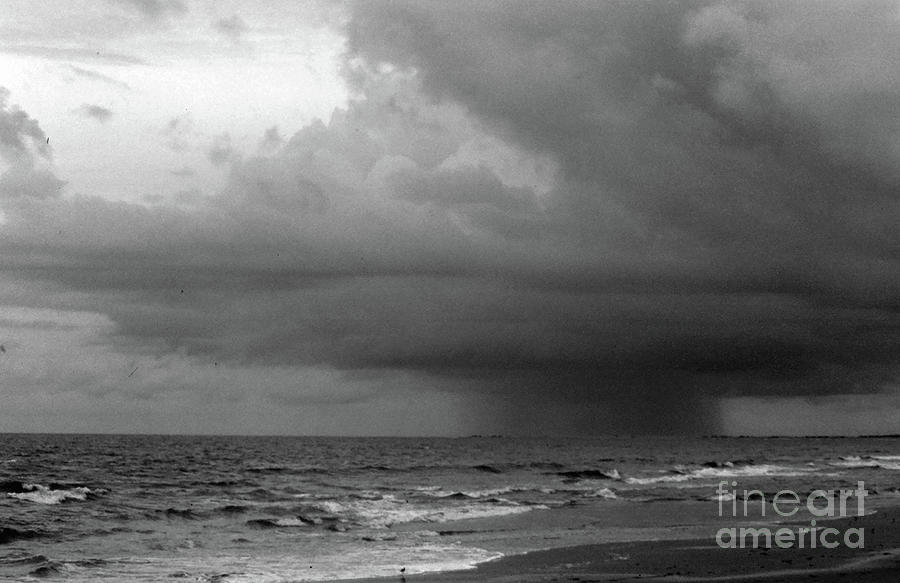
[1,2,899,434]
[0,87,65,200]
[258,126,283,154]
[114,0,187,20]
[0,88,49,160]
[75,104,113,123]
[341,1,900,417]
[207,133,235,165]
[214,14,249,43]
[162,114,192,152]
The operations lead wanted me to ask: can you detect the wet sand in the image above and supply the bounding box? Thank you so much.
[346,506,900,582]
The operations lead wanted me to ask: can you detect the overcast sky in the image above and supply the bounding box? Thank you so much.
[0,0,898,436]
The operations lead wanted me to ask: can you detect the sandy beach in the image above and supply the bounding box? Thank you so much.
[347,506,900,583]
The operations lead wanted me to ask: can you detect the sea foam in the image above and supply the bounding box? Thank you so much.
[7,484,96,505]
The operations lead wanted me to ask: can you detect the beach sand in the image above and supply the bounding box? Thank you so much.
[345,506,900,583]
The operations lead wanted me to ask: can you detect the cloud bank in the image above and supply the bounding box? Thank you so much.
[1,1,898,434]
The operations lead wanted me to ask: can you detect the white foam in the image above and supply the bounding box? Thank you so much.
[625,464,812,485]
[313,495,544,527]
[586,487,618,499]
[121,542,503,583]
[417,486,526,499]
[692,464,812,478]
[460,487,516,498]
[7,484,93,505]
[625,474,692,485]
[832,457,900,470]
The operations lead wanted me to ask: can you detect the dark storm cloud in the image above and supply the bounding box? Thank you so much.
[75,104,113,123]
[1,2,899,434]
[342,1,900,410]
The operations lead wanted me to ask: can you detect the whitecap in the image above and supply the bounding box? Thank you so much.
[7,484,94,505]
[586,487,618,499]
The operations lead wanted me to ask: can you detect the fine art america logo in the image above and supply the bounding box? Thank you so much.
[715,481,867,549]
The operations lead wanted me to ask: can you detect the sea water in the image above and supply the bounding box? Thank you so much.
[2,434,899,581]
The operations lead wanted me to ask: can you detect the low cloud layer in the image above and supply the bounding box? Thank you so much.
[1,1,898,434]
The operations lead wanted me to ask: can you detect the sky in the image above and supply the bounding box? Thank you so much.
[0,0,898,436]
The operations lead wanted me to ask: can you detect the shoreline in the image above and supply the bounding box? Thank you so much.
[340,505,900,583]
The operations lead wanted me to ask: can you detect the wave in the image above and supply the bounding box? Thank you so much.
[0,527,42,545]
[241,460,578,476]
[159,508,203,520]
[192,479,258,488]
[833,456,900,470]
[0,554,48,568]
[356,461,563,473]
[30,562,65,578]
[556,469,621,481]
[624,464,813,485]
[422,486,521,500]
[699,459,755,469]
[708,492,736,502]
[0,554,48,566]
[0,480,29,493]
[245,517,316,529]
[215,504,250,515]
[245,518,278,529]
[6,483,100,505]
[310,495,545,527]
[584,487,618,499]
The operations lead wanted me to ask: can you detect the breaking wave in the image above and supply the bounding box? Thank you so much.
[557,469,621,481]
[625,464,814,485]
[311,494,544,527]
[5,482,100,505]
[832,455,900,470]
[0,527,43,545]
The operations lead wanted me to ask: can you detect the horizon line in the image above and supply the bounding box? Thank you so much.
[1,431,898,439]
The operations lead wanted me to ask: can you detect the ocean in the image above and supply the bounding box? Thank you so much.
[2,434,899,581]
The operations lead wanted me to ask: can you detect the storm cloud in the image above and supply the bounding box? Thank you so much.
[1,1,898,434]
